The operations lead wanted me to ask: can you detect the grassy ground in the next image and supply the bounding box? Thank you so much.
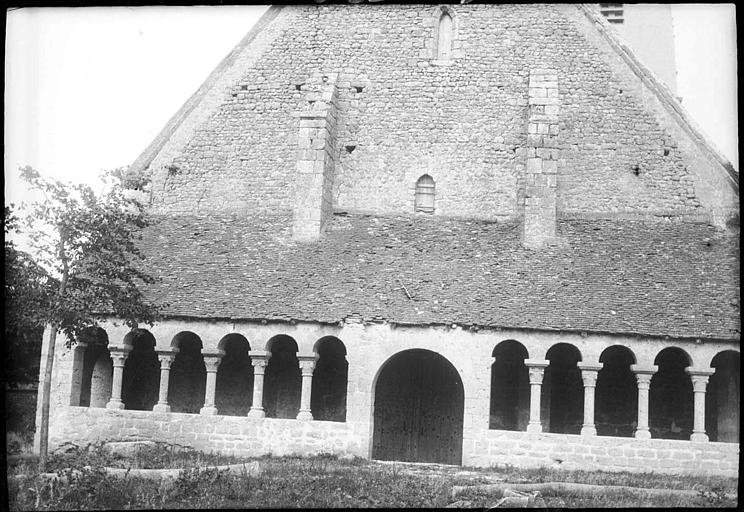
[5,444,739,509]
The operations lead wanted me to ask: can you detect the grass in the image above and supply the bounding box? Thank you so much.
[5,444,739,509]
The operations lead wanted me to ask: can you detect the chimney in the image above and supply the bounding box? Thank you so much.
[523,69,560,249]
[292,72,339,241]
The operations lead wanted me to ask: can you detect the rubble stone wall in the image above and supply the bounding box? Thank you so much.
[147,4,714,220]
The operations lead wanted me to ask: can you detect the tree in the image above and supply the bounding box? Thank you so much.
[4,206,55,386]
[15,166,162,468]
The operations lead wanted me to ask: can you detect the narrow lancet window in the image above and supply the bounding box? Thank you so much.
[437,12,453,60]
[415,175,435,213]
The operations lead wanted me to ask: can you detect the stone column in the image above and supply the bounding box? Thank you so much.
[686,367,715,442]
[200,351,225,416]
[153,349,178,413]
[525,359,549,433]
[248,350,270,418]
[631,364,657,439]
[105,346,132,410]
[297,353,318,421]
[578,362,603,436]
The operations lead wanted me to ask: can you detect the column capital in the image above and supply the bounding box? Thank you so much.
[249,350,270,361]
[630,364,658,376]
[203,355,223,373]
[109,346,132,367]
[156,347,179,356]
[577,362,603,372]
[297,352,318,375]
[685,367,715,378]
[156,351,177,369]
[686,367,714,392]
[524,358,550,369]
[299,359,316,375]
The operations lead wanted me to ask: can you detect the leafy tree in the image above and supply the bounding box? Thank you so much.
[16,166,162,467]
[4,205,55,385]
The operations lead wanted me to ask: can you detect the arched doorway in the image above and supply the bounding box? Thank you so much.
[372,349,464,465]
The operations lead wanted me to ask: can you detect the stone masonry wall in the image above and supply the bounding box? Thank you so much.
[50,406,738,477]
[40,318,739,477]
[50,407,367,459]
[147,4,708,220]
[470,429,738,477]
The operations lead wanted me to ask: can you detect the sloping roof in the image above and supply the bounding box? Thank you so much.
[137,212,740,341]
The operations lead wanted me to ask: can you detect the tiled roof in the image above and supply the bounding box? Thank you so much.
[137,212,740,340]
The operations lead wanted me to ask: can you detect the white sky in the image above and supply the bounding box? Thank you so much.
[4,5,738,209]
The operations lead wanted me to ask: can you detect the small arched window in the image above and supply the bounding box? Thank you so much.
[437,11,453,60]
[415,175,435,213]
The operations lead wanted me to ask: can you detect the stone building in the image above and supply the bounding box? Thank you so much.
[36,3,739,476]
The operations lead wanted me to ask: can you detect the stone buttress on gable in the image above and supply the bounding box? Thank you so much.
[293,72,339,241]
[135,4,736,224]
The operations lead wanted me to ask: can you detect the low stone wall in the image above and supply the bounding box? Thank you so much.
[467,429,739,477]
[50,407,738,477]
[51,407,368,459]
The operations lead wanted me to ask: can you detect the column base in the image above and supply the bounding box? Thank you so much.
[581,425,597,436]
[634,429,651,439]
[106,400,125,410]
[153,403,171,413]
[200,406,218,416]
[247,407,265,419]
[690,432,709,443]
[526,422,543,433]
[296,410,313,421]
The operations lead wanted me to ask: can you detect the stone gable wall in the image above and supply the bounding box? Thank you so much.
[148,4,707,219]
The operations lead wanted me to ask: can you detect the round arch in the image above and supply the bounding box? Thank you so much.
[489,340,529,431]
[544,343,583,434]
[311,336,348,422]
[122,329,159,411]
[264,334,301,419]
[650,347,693,439]
[706,350,740,443]
[372,349,464,465]
[73,327,111,408]
[215,334,253,416]
[169,331,206,414]
[596,345,637,437]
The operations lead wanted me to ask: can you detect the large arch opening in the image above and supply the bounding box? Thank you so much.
[73,327,112,408]
[311,336,348,422]
[544,343,583,434]
[372,349,464,465]
[264,335,301,419]
[122,329,160,411]
[215,334,253,416]
[650,347,693,440]
[706,350,739,443]
[169,332,206,414]
[596,345,637,437]
[489,340,529,431]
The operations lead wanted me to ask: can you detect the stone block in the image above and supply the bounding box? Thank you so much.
[529,96,559,106]
[542,160,558,174]
[103,441,158,457]
[526,158,543,173]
